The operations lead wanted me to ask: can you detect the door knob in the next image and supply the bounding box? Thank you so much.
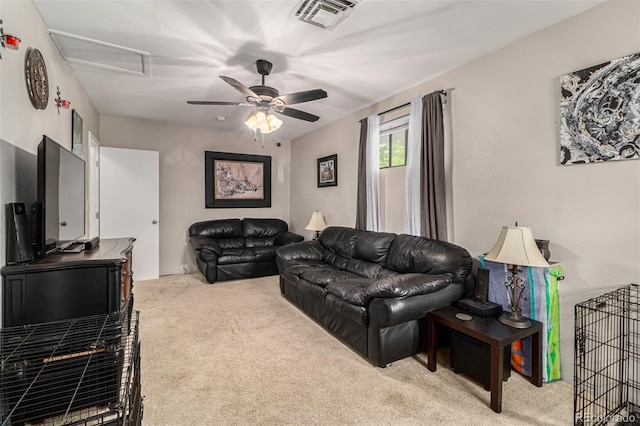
[152,220,158,224]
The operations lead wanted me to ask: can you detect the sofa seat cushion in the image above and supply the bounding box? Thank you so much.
[325,294,368,326]
[299,267,361,287]
[218,249,256,265]
[253,246,276,262]
[325,279,374,307]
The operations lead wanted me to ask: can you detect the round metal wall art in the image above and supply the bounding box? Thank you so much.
[25,48,49,110]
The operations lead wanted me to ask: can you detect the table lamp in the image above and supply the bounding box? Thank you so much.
[305,211,327,239]
[484,226,549,328]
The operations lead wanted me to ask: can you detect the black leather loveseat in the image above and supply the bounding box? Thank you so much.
[189,218,303,284]
[276,226,473,367]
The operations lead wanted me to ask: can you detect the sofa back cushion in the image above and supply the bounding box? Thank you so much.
[343,258,383,278]
[243,218,288,238]
[385,234,472,283]
[354,231,396,264]
[188,218,290,250]
[188,219,243,238]
[218,238,246,250]
[317,227,397,278]
[246,236,277,248]
[318,227,359,258]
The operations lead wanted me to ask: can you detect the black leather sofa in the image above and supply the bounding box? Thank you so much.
[276,226,473,367]
[188,218,303,284]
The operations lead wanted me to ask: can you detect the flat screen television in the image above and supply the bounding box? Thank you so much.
[32,135,86,257]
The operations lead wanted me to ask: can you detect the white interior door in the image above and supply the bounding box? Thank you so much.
[100,147,159,280]
[87,132,100,239]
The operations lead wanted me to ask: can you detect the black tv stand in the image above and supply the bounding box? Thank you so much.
[1,238,135,327]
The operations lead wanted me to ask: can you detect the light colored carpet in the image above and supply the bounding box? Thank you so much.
[134,274,572,425]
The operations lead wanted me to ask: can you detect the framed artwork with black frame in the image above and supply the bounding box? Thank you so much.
[205,151,271,208]
[317,154,337,187]
[71,109,83,158]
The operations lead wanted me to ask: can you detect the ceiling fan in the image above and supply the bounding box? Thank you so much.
[188,59,327,132]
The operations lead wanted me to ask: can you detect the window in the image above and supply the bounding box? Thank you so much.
[379,116,408,168]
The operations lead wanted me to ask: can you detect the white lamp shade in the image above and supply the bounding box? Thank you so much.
[305,211,327,231]
[484,226,549,267]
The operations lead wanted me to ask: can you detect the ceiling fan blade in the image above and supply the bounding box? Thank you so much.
[274,89,327,106]
[220,76,260,99]
[187,101,252,106]
[277,107,320,122]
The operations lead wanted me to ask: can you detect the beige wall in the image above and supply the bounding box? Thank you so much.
[290,0,640,382]
[290,114,366,240]
[99,116,291,276]
[0,0,99,267]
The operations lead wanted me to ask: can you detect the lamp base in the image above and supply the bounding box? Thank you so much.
[498,312,532,328]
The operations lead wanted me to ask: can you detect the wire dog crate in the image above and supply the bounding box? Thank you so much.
[575,284,640,425]
[1,309,142,426]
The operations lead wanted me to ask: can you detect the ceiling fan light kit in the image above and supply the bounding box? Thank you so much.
[188,59,327,136]
[245,108,282,134]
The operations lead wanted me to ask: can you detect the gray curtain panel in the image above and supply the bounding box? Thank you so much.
[420,92,447,240]
[355,118,368,230]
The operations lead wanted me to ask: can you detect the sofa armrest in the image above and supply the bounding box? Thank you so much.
[274,231,304,246]
[276,240,322,262]
[368,274,451,299]
[368,280,466,327]
[275,240,323,272]
[189,236,221,256]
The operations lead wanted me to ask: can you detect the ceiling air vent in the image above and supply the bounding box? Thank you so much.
[291,0,360,31]
[49,30,151,76]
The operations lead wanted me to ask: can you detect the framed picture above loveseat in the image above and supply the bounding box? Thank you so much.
[204,151,272,208]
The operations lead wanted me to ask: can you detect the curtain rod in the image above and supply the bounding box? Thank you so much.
[376,88,454,116]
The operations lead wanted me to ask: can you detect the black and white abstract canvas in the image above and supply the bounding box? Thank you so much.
[560,52,640,165]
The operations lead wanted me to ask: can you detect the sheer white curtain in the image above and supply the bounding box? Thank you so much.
[404,94,424,235]
[365,114,380,231]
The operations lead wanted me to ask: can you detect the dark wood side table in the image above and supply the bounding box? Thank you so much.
[427,306,543,413]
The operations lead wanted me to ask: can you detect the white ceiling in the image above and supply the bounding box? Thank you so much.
[33,0,603,141]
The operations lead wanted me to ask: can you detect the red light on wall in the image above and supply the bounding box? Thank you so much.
[3,34,20,50]
[54,86,70,114]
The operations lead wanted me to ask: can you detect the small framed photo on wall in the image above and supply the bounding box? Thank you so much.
[317,154,337,188]
[71,109,83,158]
